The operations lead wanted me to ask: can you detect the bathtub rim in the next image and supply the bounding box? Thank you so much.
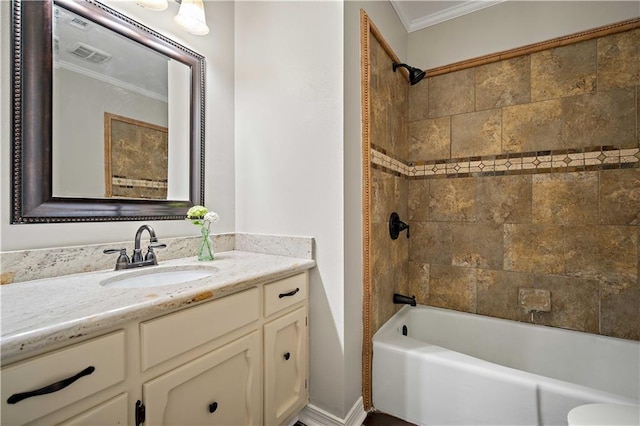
[373,304,640,402]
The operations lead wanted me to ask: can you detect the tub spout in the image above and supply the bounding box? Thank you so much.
[393,293,416,306]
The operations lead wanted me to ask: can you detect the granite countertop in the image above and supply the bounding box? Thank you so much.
[0,250,315,362]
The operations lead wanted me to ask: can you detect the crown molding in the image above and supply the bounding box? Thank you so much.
[391,0,506,33]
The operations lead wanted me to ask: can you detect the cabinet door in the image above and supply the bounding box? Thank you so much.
[143,331,261,426]
[264,307,307,426]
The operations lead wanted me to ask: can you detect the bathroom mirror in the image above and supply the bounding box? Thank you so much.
[10,0,205,223]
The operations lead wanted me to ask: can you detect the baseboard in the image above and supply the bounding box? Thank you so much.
[298,397,367,426]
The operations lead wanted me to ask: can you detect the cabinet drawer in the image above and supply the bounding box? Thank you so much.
[60,393,128,426]
[264,273,307,318]
[141,287,259,370]
[0,331,125,425]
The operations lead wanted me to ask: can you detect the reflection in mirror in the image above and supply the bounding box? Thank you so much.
[11,0,205,223]
[52,4,190,201]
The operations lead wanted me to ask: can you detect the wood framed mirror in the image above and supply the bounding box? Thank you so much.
[10,0,205,223]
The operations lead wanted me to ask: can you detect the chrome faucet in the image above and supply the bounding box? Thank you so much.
[104,225,167,270]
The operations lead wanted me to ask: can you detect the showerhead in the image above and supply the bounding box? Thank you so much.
[392,62,426,85]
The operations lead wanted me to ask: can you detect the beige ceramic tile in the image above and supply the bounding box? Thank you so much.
[451,109,502,158]
[502,99,562,153]
[370,102,387,151]
[409,117,451,161]
[601,282,640,340]
[561,88,636,148]
[371,168,395,225]
[409,221,452,265]
[476,269,532,322]
[597,28,640,90]
[408,179,430,222]
[427,264,477,313]
[390,223,410,272]
[599,168,640,226]
[427,177,477,221]
[389,71,409,160]
[477,175,532,224]
[371,222,393,277]
[532,274,599,334]
[476,55,531,110]
[369,36,410,161]
[565,225,638,284]
[504,224,564,274]
[372,265,407,335]
[408,77,429,122]
[408,261,430,305]
[532,172,599,225]
[451,223,504,269]
[531,39,597,101]
[518,288,551,313]
[428,68,475,118]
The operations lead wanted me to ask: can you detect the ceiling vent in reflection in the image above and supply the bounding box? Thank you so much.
[56,7,92,31]
[68,42,112,64]
[68,16,91,31]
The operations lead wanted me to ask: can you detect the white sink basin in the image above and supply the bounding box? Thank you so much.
[101,266,216,289]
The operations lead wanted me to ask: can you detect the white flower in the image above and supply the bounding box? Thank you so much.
[204,211,220,224]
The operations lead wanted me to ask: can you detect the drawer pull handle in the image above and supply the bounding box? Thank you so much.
[208,401,218,413]
[284,352,291,361]
[7,366,95,405]
[279,288,300,298]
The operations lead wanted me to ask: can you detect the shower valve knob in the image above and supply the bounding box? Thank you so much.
[389,212,410,240]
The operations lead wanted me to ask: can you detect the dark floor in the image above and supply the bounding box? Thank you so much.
[363,411,416,426]
[295,411,415,426]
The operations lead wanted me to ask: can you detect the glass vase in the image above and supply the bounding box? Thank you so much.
[198,226,214,261]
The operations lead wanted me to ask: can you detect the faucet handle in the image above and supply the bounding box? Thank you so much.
[103,248,130,270]
[144,243,167,264]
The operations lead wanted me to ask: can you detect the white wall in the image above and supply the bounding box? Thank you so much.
[343,0,408,415]
[234,1,349,418]
[53,68,168,198]
[408,1,640,70]
[0,0,235,251]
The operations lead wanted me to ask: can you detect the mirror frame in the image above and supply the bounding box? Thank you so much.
[10,0,206,224]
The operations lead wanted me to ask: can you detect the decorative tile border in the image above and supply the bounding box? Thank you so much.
[371,146,639,179]
[112,177,168,189]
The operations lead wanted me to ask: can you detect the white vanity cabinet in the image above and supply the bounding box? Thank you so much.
[0,271,309,426]
[263,274,308,426]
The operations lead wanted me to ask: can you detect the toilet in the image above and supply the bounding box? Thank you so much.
[568,403,640,426]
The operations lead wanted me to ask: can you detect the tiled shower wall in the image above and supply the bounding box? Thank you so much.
[371,27,640,340]
[369,34,410,335]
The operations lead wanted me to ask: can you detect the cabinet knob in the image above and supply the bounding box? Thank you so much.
[284,352,291,361]
[208,401,218,413]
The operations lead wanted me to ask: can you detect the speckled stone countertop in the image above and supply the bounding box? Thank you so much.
[0,250,315,362]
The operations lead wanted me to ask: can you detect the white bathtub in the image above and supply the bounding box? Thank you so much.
[373,305,640,426]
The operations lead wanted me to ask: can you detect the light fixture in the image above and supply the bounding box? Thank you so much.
[174,0,210,36]
[136,0,168,11]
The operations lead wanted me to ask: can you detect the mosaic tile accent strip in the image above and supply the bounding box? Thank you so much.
[112,177,168,189]
[371,146,639,179]
[371,148,412,176]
